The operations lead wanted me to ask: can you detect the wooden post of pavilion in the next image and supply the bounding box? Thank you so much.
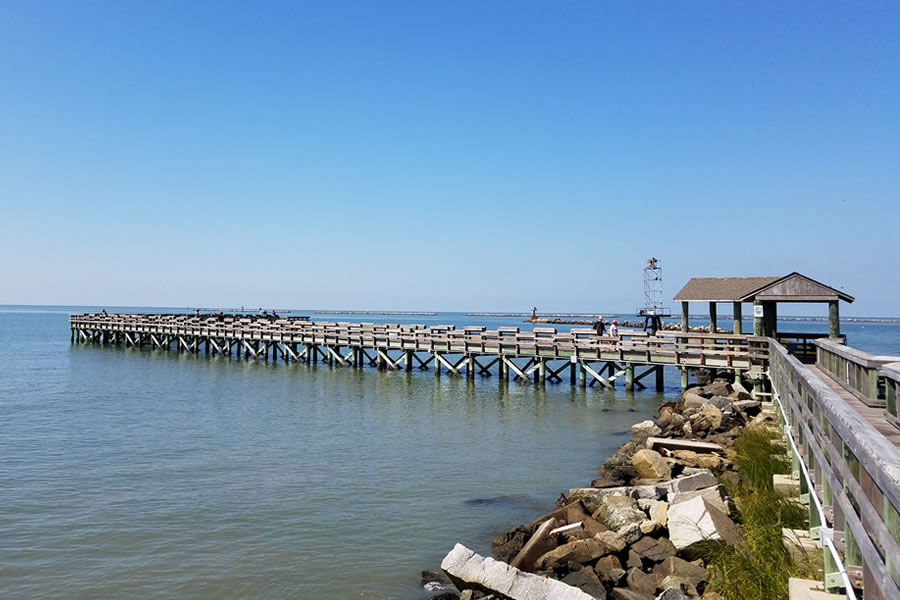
[681,302,689,333]
[828,300,840,338]
[732,302,742,335]
[709,302,717,334]
[753,300,764,336]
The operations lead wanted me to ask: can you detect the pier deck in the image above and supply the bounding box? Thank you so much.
[70,313,769,390]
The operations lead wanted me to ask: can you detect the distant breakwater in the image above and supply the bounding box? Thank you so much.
[313,310,437,316]
[469,313,616,318]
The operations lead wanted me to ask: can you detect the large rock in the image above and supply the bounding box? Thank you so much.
[667,497,741,553]
[700,404,724,431]
[682,392,707,408]
[441,544,595,600]
[625,567,660,595]
[655,587,686,600]
[536,533,625,569]
[645,438,723,454]
[630,536,676,563]
[611,588,654,600]
[641,501,668,534]
[593,496,647,531]
[668,485,732,517]
[652,556,708,588]
[632,420,662,442]
[594,555,625,585]
[491,523,535,562]
[632,450,672,481]
[562,568,608,599]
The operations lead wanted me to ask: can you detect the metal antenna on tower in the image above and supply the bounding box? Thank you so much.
[637,257,670,335]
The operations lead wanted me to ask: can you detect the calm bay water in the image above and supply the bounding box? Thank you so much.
[2,307,897,600]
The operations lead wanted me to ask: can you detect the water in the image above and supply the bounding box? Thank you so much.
[2,307,897,600]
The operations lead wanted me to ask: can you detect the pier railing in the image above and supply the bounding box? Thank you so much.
[884,364,900,432]
[69,313,769,373]
[815,338,898,408]
[769,339,900,599]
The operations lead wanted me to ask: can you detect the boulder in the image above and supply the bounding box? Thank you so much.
[641,501,668,534]
[611,589,654,600]
[652,556,708,588]
[681,392,707,408]
[659,576,697,597]
[441,544,595,600]
[592,477,626,489]
[617,522,643,545]
[707,396,734,412]
[630,536,676,563]
[594,555,625,585]
[704,381,733,397]
[667,497,741,553]
[632,450,672,481]
[625,567,660,595]
[593,496,647,531]
[536,532,625,569]
[632,420,663,441]
[593,530,628,553]
[535,539,608,570]
[733,399,760,413]
[668,485,732,517]
[700,404,723,431]
[562,569,608,599]
[655,587,686,600]
[626,548,643,569]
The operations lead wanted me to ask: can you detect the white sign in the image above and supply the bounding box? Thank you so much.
[753,304,764,318]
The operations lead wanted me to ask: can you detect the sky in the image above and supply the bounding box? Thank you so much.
[1,1,898,315]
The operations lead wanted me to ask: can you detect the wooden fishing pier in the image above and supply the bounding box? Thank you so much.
[69,312,768,391]
[67,270,900,599]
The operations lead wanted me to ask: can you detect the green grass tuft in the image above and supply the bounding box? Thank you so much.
[702,428,822,600]
[732,427,792,491]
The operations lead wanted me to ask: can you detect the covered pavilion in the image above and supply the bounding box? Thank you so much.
[673,272,854,337]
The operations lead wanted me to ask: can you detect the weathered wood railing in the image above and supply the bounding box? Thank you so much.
[769,339,900,599]
[69,313,769,382]
[884,364,900,432]
[816,338,898,408]
[778,331,845,364]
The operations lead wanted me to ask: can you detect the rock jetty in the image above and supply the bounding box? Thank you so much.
[428,376,775,600]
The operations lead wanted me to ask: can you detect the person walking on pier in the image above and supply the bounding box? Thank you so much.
[592,315,606,336]
[609,320,619,338]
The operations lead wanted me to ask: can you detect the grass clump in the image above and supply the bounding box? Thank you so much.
[701,427,821,600]
[732,427,792,490]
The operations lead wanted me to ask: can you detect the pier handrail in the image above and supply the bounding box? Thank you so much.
[769,339,900,599]
[815,338,900,408]
[883,364,900,433]
[70,313,770,368]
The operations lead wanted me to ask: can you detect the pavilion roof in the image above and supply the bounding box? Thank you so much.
[674,272,854,303]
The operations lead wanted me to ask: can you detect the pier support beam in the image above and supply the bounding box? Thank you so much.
[656,365,664,392]
[681,367,688,389]
[709,302,717,334]
[625,363,634,391]
[828,300,840,338]
[733,302,742,335]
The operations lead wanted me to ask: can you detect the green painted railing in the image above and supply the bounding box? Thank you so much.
[884,364,900,433]
[769,340,900,599]
[815,338,898,408]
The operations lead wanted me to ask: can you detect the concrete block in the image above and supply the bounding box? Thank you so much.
[782,528,820,564]
[788,577,845,600]
[667,496,741,553]
[774,474,801,497]
[442,543,595,600]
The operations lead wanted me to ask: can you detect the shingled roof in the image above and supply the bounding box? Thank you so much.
[674,273,854,303]
[674,276,780,302]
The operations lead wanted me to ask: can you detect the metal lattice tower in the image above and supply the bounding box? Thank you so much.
[643,257,664,311]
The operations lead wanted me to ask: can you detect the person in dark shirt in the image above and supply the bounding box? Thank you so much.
[592,315,606,336]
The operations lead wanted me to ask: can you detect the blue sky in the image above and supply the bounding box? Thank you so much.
[1,1,897,315]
